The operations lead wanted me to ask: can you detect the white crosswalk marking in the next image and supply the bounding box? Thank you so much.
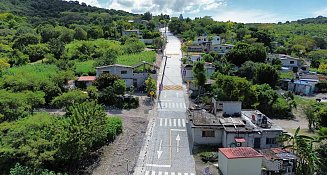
[158,118,186,128]
[144,171,194,175]
[157,102,187,109]
[182,119,186,127]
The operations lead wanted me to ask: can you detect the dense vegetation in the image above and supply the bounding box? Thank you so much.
[0,0,165,174]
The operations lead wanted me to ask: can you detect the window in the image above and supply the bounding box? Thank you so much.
[290,61,295,64]
[202,130,215,137]
[121,70,127,74]
[266,138,277,144]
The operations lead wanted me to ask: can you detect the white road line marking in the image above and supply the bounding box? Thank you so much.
[190,173,195,175]
[171,172,175,175]
[158,171,162,175]
[184,173,188,175]
[151,171,156,175]
[160,118,163,126]
[145,164,171,168]
[165,118,168,126]
[171,129,187,132]
[182,119,186,127]
[171,103,175,108]
[173,119,176,127]
[164,172,169,175]
[145,171,150,175]
[178,173,182,175]
[164,102,168,108]
[169,119,172,127]
[178,119,181,127]
[180,103,183,108]
[183,103,186,108]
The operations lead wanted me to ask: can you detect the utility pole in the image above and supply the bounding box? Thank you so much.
[158,55,168,99]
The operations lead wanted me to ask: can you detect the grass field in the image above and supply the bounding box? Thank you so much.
[75,60,96,76]
[117,51,156,66]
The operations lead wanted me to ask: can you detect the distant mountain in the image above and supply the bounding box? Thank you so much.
[0,0,135,24]
[296,16,327,24]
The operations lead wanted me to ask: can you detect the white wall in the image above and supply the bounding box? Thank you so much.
[227,157,262,175]
[281,58,300,68]
[96,66,133,78]
[218,151,228,175]
[193,128,223,145]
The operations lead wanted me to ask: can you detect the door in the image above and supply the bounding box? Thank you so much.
[254,138,261,149]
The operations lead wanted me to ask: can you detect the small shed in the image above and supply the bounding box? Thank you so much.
[218,147,263,175]
[76,76,96,88]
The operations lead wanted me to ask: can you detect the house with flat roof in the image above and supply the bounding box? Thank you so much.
[218,147,263,175]
[268,54,309,72]
[186,101,284,150]
[181,62,215,82]
[96,62,158,89]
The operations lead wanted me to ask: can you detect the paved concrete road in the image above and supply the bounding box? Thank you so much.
[134,29,196,175]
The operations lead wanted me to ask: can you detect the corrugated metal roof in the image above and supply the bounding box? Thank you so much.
[219,147,263,159]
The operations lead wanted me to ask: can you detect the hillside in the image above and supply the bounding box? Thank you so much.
[0,0,135,25]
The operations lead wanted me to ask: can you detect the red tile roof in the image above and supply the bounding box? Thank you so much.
[77,76,96,82]
[219,147,263,159]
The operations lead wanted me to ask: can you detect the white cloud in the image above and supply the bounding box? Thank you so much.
[313,7,327,17]
[213,9,287,23]
[107,0,226,15]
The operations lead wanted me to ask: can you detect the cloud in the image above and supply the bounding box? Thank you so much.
[313,7,327,17]
[107,0,226,15]
[213,9,287,23]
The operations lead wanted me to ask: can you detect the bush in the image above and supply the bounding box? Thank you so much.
[106,116,122,141]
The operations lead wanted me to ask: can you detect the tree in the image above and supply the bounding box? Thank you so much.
[12,34,40,51]
[202,54,214,62]
[192,61,206,94]
[225,42,266,66]
[93,73,120,91]
[0,113,67,169]
[113,79,126,95]
[38,24,60,43]
[145,76,156,96]
[308,50,327,68]
[212,74,253,108]
[280,127,319,175]
[142,12,152,21]
[255,63,279,87]
[94,48,118,67]
[63,101,108,162]
[123,38,145,54]
[48,38,65,59]
[7,50,29,66]
[24,43,49,62]
[51,90,89,109]
[0,59,10,73]
[74,27,87,40]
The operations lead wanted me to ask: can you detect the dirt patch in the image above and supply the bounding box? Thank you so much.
[85,96,152,175]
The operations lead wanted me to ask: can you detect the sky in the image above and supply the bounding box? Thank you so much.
[67,0,327,23]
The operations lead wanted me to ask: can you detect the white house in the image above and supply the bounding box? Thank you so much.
[211,44,234,55]
[268,54,308,72]
[181,63,215,82]
[186,101,284,149]
[218,147,263,175]
[96,62,158,89]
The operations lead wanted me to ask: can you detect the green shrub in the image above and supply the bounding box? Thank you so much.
[106,116,122,141]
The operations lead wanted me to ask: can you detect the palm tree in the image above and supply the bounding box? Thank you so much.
[279,127,319,175]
